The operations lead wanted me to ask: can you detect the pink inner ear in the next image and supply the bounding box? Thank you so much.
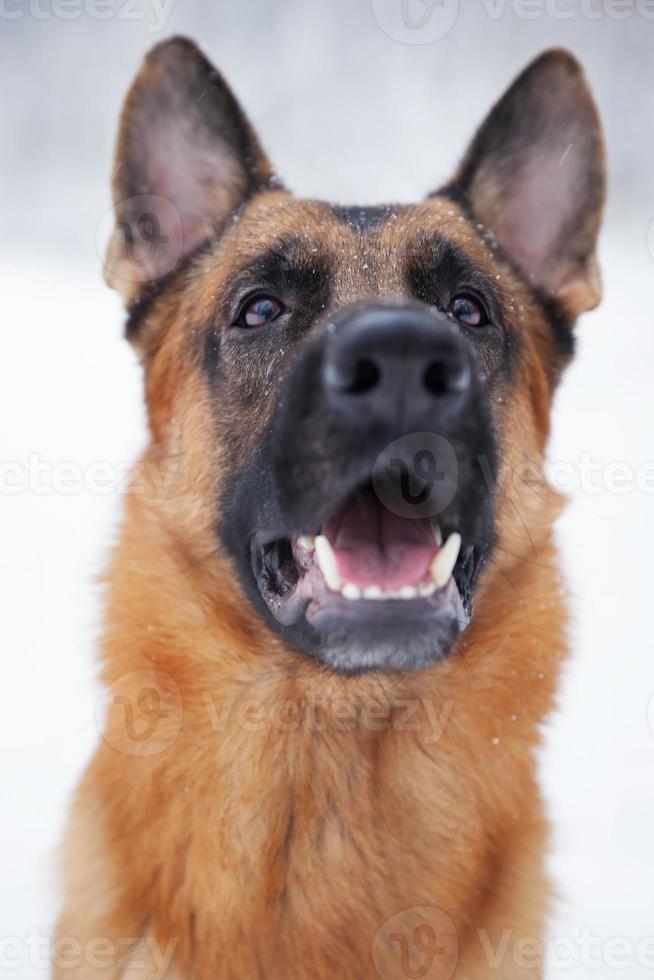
[457,51,604,315]
[502,143,583,289]
[108,39,276,306]
[145,113,243,259]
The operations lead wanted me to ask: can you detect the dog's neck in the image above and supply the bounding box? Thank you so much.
[96,489,566,969]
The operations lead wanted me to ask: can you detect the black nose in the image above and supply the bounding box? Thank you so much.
[323,304,472,427]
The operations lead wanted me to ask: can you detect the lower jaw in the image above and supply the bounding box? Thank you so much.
[306,574,466,627]
[255,564,468,672]
[306,600,464,672]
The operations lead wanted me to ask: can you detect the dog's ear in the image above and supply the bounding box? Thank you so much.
[446,49,605,320]
[105,37,276,305]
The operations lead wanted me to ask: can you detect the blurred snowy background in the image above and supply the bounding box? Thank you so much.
[1,1,653,976]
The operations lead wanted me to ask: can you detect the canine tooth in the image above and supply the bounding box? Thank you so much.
[430,532,462,588]
[314,535,341,591]
[298,534,316,551]
[363,585,384,600]
[419,581,437,597]
[432,523,443,546]
[399,585,418,599]
[342,583,361,600]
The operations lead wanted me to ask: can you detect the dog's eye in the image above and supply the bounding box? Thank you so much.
[448,293,487,327]
[238,294,284,328]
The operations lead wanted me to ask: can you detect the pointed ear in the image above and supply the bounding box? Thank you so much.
[105,37,277,306]
[445,49,605,320]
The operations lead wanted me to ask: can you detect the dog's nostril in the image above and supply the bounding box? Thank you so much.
[423,360,450,396]
[345,357,381,394]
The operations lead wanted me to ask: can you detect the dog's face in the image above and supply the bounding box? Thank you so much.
[106,39,604,673]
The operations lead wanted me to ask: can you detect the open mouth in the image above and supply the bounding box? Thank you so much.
[251,484,479,632]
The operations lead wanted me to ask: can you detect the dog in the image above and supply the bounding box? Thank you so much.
[54,37,604,979]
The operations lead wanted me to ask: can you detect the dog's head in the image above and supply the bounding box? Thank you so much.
[106,38,604,673]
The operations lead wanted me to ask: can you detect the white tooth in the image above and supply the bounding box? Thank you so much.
[399,585,418,599]
[432,523,443,546]
[314,535,341,591]
[363,585,384,600]
[419,581,437,597]
[298,534,316,551]
[342,583,361,600]
[430,532,462,588]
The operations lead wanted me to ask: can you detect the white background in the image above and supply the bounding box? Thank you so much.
[1,1,653,976]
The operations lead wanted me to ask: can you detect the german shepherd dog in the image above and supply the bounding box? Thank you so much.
[55,38,604,979]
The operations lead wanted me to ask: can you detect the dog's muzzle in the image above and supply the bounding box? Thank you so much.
[230,299,497,672]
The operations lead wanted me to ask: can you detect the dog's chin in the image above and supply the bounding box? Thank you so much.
[249,483,479,673]
[307,586,464,672]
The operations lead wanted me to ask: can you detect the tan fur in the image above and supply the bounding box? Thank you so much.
[55,41,605,978]
[55,200,569,980]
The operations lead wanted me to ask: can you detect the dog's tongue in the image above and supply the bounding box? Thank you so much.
[323,490,437,590]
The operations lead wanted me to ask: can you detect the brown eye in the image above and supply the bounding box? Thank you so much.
[239,295,283,328]
[448,293,487,327]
